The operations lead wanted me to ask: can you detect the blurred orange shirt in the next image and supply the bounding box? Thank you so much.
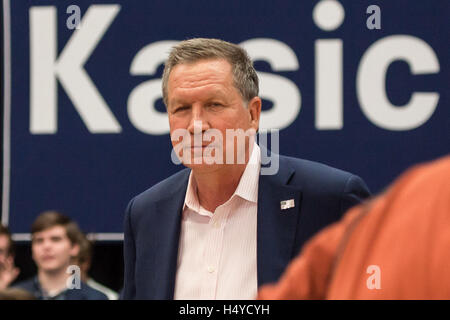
[258,156,450,300]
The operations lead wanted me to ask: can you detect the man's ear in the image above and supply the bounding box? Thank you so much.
[70,243,80,258]
[248,96,262,131]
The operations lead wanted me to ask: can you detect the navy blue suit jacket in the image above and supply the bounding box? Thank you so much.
[122,155,370,299]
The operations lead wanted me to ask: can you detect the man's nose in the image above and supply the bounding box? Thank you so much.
[187,106,210,134]
[42,240,52,250]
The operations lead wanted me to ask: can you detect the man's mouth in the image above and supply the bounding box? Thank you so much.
[184,142,220,149]
[41,255,55,261]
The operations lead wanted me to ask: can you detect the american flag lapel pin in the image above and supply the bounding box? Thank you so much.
[280,199,295,210]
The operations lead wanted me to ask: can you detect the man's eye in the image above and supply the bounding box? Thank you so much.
[174,106,190,113]
[209,103,223,108]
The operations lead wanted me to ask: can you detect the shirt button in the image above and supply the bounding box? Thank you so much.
[213,221,221,229]
[207,266,215,273]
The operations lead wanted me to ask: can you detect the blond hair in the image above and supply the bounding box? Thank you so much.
[162,38,259,106]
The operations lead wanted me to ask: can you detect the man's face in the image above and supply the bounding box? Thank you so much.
[31,226,79,274]
[0,235,11,266]
[167,58,261,171]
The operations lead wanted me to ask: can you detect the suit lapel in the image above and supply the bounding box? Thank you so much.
[257,157,303,286]
[151,170,189,299]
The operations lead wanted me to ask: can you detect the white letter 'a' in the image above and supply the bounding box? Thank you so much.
[30,5,122,134]
[366,265,381,290]
[127,41,178,135]
[357,35,439,131]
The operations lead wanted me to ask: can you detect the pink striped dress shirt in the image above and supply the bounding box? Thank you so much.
[174,144,261,300]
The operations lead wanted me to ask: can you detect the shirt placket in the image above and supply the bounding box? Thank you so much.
[202,205,228,299]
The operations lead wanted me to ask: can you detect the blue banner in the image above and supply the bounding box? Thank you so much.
[2,0,449,237]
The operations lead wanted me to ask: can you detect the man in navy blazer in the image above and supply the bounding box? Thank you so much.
[122,38,370,300]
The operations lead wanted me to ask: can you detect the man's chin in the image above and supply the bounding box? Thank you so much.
[183,161,221,172]
[179,151,222,167]
[38,264,65,274]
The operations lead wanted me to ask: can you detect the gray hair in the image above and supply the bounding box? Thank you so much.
[162,38,259,106]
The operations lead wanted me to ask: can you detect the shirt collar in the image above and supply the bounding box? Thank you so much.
[234,142,260,203]
[184,173,202,214]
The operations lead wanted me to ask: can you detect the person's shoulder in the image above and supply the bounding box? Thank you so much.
[12,277,36,292]
[87,278,119,300]
[11,277,39,299]
[66,282,109,300]
[278,154,369,195]
[82,283,109,300]
[131,168,191,206]
[280,155,354,182]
